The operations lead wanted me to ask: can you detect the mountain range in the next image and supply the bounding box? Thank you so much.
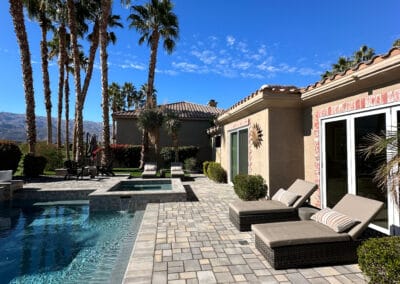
[0,112,103,142]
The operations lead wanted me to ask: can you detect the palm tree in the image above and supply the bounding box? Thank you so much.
[24,0,53,145]
[108,82,124,142]
[360,128,400,208]
[128,0,179,109]
[9,0,37,154]
[393,39,400,47]
[121,82,139,110]
[332,56,352,73]
[353,45,375,64]
[164,110,181,162]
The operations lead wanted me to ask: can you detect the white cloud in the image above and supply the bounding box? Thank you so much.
[226,35,235,46]
[191,50,216,64]
[233,61,251,70]
[119,62,146,70]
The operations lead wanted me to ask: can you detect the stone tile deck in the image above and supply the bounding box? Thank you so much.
[123,175,368,284]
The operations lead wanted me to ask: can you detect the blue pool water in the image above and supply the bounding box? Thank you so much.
[0,200,144,283]
[110,180,172,191]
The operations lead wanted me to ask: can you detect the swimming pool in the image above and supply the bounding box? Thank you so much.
[109,180,172,191]
[0,200,143,283]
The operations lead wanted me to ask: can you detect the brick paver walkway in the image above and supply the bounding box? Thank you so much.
[124,175,367,283]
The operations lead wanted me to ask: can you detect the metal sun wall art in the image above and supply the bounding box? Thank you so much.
[250,123,263,148]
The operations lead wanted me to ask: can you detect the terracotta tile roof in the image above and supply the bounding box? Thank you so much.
[224,85,301,113]
[302,47,400,92]
[113,101,224,120]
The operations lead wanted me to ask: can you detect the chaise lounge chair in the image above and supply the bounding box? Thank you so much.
[170,162,185,178]
[0,170,24,199]
[252,194,384,269]
[142,162,157,178]
[229,179,318,231]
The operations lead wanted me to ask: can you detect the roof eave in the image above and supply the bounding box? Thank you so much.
[302,53,400,101]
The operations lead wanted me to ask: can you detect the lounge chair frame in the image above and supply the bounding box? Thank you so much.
[255,235,361,269]
[229,179,317,231]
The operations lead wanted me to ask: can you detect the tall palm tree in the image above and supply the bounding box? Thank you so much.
[24,0,53,145]
[121,82,138,110]
[353,45,375,64]
[128,0,179,109]
[108,82,124,143]
[332,56,352,73]
[9,0,37,154]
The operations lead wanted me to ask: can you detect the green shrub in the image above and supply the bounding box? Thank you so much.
[357,236,400,284]
[110,144,141,167]
[160,146,199,166]
[233,174,266,200]
[36,142,63,171]
[184,157,197,171]
[207,162,227,183]
[23,153,47,177]
[203,161,211,176]
[0,140,22,173]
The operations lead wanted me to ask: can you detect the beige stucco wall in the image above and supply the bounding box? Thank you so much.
[219,106,303,196]
[115,118,214,163]
[303,82,400,207]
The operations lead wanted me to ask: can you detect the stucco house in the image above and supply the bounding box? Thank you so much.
[113,101,224,163]
[210,47,400,235]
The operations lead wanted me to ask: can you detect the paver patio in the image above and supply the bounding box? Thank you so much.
[124,175,368,284]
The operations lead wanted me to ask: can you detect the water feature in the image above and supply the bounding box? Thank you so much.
[0,200,143,283]
[109,180,173,191]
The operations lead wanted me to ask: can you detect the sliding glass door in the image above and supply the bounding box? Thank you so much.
[322,109,394,233]
[230,129,248,181]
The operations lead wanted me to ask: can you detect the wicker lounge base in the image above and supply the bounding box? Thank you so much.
[229,207,299,232]
[255,235,361,269]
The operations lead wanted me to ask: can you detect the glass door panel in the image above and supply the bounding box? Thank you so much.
[354,113,388,229]
[238,129,248,175]
[230,132,238,180]
[325,120,348,207]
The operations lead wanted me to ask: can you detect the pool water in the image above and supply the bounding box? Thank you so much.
[0,200,143,283]
[110,180,172,191]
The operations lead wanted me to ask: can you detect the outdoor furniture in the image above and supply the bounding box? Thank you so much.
[142,162,157,178]
[229,179,317,231]
[97,164,114,176]
[170,162,185,178]
[252,194,384,269]
[0,170,23,200]
[64,160,83,180]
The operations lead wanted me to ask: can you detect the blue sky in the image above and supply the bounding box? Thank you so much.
[0,0,399,122]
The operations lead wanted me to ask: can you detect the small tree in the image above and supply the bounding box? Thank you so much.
[137,108,164,165]
[164,110,181,162]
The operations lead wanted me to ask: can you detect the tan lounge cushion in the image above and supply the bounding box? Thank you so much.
[142,170,157,177]
[144,164,157,171]
[229,200,296,216]
[252,220,351,248]
[287,179,318,208]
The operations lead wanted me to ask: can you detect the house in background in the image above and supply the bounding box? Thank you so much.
[211,47,400,235]
[113,101,224,163]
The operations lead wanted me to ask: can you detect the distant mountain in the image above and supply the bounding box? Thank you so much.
[0,112,103,142]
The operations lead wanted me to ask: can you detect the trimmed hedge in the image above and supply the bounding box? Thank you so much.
[357,236,400,284]
[207,162,227,183]
[233,174,266,200]
[0,140,22,173]
[203,161,211,176]
[160,146,199,166]
[110,144,141,167]
[23,153,47,177]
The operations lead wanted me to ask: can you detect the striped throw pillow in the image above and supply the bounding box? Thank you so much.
[271,189,299,207]
[311,208,358,233]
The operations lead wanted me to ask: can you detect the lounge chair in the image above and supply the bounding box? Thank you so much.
[229,179,317,231]
[0,170,23,199]
[142,162,157,178]
[170,162,184,178]
[64,160,83,180]
[252,194,384,269]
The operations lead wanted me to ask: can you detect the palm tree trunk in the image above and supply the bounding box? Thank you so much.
[100,0,112,167]
[9,0,36,154]
[57,25,66,151]
[139,129,149,169]
[67,0,84,163]
[65,62,70,161]
[81,20,99,101]
[173,134,179,162]
[147,31,160,109]
[39,12,52,145]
